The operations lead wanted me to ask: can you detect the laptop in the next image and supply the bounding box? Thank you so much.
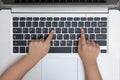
[0,0,120,80]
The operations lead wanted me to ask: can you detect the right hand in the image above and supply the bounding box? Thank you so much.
[78,29,100,66]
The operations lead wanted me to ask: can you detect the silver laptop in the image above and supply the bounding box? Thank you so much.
[0,0,120,80]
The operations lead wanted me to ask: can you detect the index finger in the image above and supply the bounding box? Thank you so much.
[46,30,54,43]
[80,29,86,45]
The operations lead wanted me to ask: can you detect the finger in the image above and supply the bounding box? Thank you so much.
[46,30,54,43]
[86,40,91,45]
[39,39,45,42]
[96,43,100,49]
[91,41,96,46]
[80,29,86,45]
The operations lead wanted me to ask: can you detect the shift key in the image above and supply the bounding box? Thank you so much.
[13,41,27,46]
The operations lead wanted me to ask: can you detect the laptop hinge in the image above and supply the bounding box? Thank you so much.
[11,5,109,14]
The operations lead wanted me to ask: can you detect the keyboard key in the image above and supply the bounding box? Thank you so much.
[95,41,106,46]
[54,41,59,46]
[13,28,22,33]
[20,22,25,27]
[59,22,64,27]
[88,28,94,33]
[87,17,93,21]
[13,41,27,46]
[23,28,28,33]
[13,22,18,27]
[90,34,95,39]
[33,22,38,27]
[51,41,53,46]
[13,17,19,21]
[74,17,80,21]
[33,17,39,21]
[83,28,87,33]
[44,34,49,39]
[13,34,23,39]
[101,50,107,53]
[91,22,97,27]
[69,28,74,33]
[49,47,71,53]
[85,34,89,39]
[94,17,100,21]
[52,22,58,27]
[36,28,41,33]
[40,17,46,21]
[73,47,77,53]
[96,34,107,39]
[13,47,19,53]
[57,34,62,40]
[60,17,66,21]
[85,22,90,27]
[27,17,32,21]
[56,28,61,33]
[65,22,71,27]
[38,34,43,39]
[53,35,56,40]
[29,28,35,33]
[67,41,72,46]
[75,28,80,33]
[31,34,36,39]
[81,17,86,21]
[47,17,52,21]
[20,47,26,53]
[60,41,66,46]
[49,28,54,33]
[26,22,32,27]
[72,22,77,27]
[78,22,84,27]
[95,28,100,33]
[101,17,107,21]
[54,17,59,21]
[43,28,48,33]
[76,34,80,39]
[67,17,73,21]
[70,34,75,40]
[39,22,45,27]
[62,28,67,33]
[73,41,78,46]
[46,22,51,27]
[26,47,29,53]
[98,22,107,27]
[64,34,69,40]
[101,28,107,33]
[24,34,30,39]
[20,17,25,21]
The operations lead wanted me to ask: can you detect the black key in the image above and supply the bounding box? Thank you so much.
[72,22,77,27]
[23,28,28,33]
[43,28,48,33]
[47,17,52,21]
[20,22,25,27]
[76,34,80,39]
[49,28,54,33]
[57,34,62,40]
[28,40,31,46]
[13,17,19,21]
[20,17,25,21]
[51,41,53,46]
[44,34,49,39]
[26,47,29,53]
[78,22,84,27]
[95,28,100,33]
[54,41,59,46]
[90,34,95,39]
[101,28,107,33]
[88,28,94,33]
[24,34,30,39]
[69,28,74,33]
[75,28,80,33]
[39,22,45,27]
[59,22,64,27]
[13,41,27,46]
[94,17,100,21]
[33,22,38,27]
[70,34,75,40]
[53,35,56,40]
[67,17,73,21]
[81,17,86,21]
[13,28,22,33]
[73,41,78,46]
[31,34,36,39]
[13,34,23,39]
[87,17,93,21]
[36,28,41,33]
[67,41,72,46]
[65,22,71,27]
[91,22,97,27]
[38,34,43,39]
[95,41,106,46]
[46,22,51,27]
[83,28,87,33]
[29,28,35,33]
[26,22,32,27]
[101,17,107,21]
[13,22,18,27]
[20,47,26,53]
[33,17,39,21]
[54,17,59,21]
[73,47,77,53]
[60,41,66,46]
[64,34,69,40]
[56,28,61,33]
[85,22,90,27]
[40,17,46,21]
[49,47,71,53]
[62,28,67,33]
[85,34,89,39]
[98,22,107,27]
[101,50,107,53]
[13,47,18,53]
[74,17,80,21]
[96,34,107,39]
[52,22,58,27]
[60,17,66,21]
[27,17,32,21]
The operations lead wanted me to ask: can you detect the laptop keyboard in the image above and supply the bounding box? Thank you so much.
[13,17,107,54]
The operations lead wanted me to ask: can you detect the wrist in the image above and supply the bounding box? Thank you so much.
[82,60,97,67]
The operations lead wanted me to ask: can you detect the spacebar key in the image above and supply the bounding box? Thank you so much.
[49,47,71,53]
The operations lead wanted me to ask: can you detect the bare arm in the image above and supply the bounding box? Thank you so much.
[0,31,54,80]
[78,29,102,80]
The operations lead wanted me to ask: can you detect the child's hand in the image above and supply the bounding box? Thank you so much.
[28,30,54,59]
[78,29,100,66]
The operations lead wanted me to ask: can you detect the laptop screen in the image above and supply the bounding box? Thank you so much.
[2,0,119,5]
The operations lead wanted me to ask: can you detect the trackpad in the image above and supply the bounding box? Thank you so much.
[41,56,78,80]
